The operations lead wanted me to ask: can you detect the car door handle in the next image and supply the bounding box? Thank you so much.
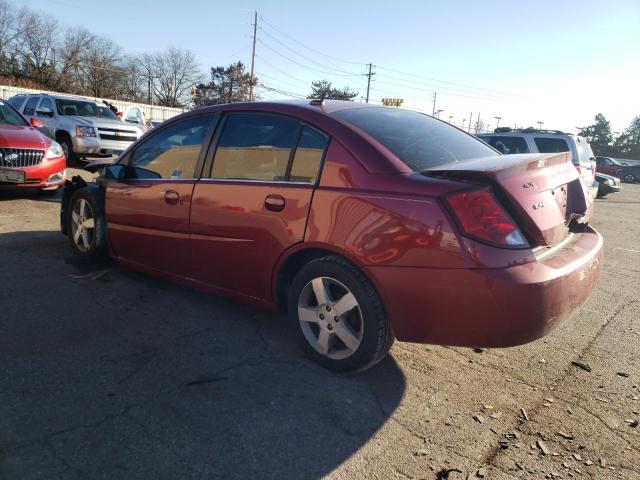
[164,190,180,205]
[265,194,285,212]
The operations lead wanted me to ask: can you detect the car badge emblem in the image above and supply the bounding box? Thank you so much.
[114,131,121,137]
[522,181,535,188]
[533,201,544,210]
[4,152,18,164]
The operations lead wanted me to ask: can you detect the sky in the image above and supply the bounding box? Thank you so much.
[20,0,640,134]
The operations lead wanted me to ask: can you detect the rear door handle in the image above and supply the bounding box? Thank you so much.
[265,194,285,212]
[164,189,180,205]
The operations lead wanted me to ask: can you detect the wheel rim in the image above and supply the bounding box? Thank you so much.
[297,276,364,360]
[71,198,95,252]
[624,174,635,182]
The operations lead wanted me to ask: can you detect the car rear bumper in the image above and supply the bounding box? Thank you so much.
[0,157,66,189]
[364,226,603,347]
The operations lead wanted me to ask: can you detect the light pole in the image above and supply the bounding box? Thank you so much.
[436,109,444,119]
[462,118,466,129]
[448,115,453,124]
[494,116,501,128]
[537,121,544,131]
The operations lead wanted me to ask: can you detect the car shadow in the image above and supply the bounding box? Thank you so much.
[0,188,61,203]
[0,230,406,479]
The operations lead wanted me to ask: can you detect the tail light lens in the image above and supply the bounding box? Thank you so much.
[446,187,529,247]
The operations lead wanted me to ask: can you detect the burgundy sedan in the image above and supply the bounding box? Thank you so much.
[61,100,602,372]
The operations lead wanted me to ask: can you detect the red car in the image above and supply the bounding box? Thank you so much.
[61,101,603,372]
[0,99,66,193]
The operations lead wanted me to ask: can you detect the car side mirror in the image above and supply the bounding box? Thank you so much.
[30,118,44,128]
[104,164,127,180]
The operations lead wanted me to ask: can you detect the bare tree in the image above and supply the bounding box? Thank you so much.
[81,35,123,97]
[0,0,20,74]
[151,47,201,107]
[16,10,58,86]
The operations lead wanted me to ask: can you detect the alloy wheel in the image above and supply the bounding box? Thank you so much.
[297,276,364,360]
[71,198,95,252]
[623,174,635,183]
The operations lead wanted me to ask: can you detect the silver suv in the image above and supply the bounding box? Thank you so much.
[477,128,598,197]
[7,94,142,163]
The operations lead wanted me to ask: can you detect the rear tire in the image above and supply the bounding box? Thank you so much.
[66,187,107,261]
[623,173,636,183]
[288,256,394,373]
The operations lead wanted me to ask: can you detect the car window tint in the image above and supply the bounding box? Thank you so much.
[37,98,54,115]
[212,113,299,181]
[534,137,569,153]
[289,127,328,183]
[333,107,495,171]
[482,136,529,154]
[0,100,27,126]
[23,97,40,116]
[129,114,217,179]
[7,97,26,111]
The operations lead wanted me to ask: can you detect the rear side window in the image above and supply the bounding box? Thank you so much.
[289,127,328,183]
[23,97,40,116]
[534,137,569,153]
[7,96,26,111]
[482,136,529,154]
[333,107,495,171]
[211,113,299,181]
[129,114,217,179]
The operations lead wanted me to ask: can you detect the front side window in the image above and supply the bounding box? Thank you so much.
[98,106,118,120]
[129,114,217,179]
[0,100,27,126]
[211,113,299,181]
[56,99,99,117]
[534,137,569,153]
[482,136,529,154]
[23,97,40,116]
[333,107,495,171]
[289,127,328,183]
[37,98,54,115]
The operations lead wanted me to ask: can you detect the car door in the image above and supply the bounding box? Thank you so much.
[33,97,56,138]
[106,112,219,277]
[190,112,328,301]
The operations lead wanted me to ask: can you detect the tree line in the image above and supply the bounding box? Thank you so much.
[0,0,200,107]
[578,113,640,160]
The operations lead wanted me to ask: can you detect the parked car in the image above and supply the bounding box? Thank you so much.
[595,156,640,183]
[61,101,603,372]
[477,128,598,197]
[0,98,66,194]
[121,105,154,132]
[594,172,621,198]
[7,94,142,164]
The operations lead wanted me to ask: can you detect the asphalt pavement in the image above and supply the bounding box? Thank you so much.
[0,173,638,479]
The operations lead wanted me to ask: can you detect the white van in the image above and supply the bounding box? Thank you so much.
[478,129,598,197]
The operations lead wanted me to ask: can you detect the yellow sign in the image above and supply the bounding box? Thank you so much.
[381,98,403,107]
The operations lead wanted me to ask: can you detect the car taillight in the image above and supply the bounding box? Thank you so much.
[446,187,529,247]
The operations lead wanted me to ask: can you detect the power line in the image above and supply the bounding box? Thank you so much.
[254,54,309,87]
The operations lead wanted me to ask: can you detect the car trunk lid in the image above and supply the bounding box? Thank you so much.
[424,152,592,246]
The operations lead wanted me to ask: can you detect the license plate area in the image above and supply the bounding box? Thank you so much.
[0,168,26,183]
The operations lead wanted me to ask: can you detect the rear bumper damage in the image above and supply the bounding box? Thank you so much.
[365,226,603,347]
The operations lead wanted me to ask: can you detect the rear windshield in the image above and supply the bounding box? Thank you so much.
[333,107,495,171]
[56,99,99,117]
[0,100,27,126]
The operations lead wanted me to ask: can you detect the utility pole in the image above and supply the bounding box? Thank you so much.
[249,11,257,101]
[365,63,374,103]
[475,112,481,133]
[448,115,453,124]
[468,112,473,132]
[148,74,152,105]
[432,92,437,115]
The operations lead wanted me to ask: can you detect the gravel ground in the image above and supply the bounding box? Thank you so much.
[0,172,638,480]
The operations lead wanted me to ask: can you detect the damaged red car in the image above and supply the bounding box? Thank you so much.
[61,100,602,372]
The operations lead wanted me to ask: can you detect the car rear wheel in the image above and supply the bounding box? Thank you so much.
[623,173,636,183]
[67,187,106,260]
[288,256,394,372]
